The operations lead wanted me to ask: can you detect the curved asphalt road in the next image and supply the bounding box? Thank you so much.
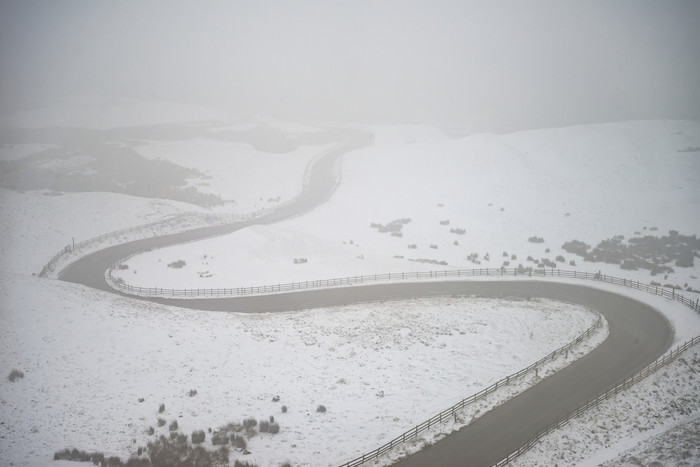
[58,127,674,467]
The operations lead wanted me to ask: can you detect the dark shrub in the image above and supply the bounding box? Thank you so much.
[231,434,247,450]
[158,403,165,413]
[168,420,178,431]
[562,240,590,256]
[147,426,155,435]
[555,255,565,263]
[7,369,24,382]
[281,405,288,413]
[316,405,327,413]
[269,415,275,423]
[157,418,166,427]
[269,423,280,434]
[272,395,280,402]
[188,389,197,397]
[243,418,257,429]
[259,420,270,432]
[167,260,186,269]
[528,236,544,243]
[234,461,259,467]
[211,432,229,445]
[191,430,205,444]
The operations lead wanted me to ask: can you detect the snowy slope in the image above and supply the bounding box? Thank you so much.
[2,109,700,466]
[113,120,700,293]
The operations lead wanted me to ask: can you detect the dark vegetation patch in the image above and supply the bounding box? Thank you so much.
[54,411,283,466]
[370,218,411,235]
[409,258,448,266]
[8,369,24,382]
[563,231,699,275]
[0,124,342,206]
[528,236,545,243]
[167,260,186,269]
[450,228,466,235]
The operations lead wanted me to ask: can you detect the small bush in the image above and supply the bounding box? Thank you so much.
[528,236,544,243]
[211,432,229,445]
[188,389,197,397]
[243,418,257,429]
[259,420,270,432]
[158,403,165,413]
[167,260,186,269]
[169,420,178,431]
[281,462,292,467]
[429,244,438,249]
[269,415,275,423]
[147,426,155,435]
[157,418,166,427]
[439,220,450,225]
[407,244,417,249]
[231,434,247,450]
[191,430,206,444]
[293,258,308,264]
[272,395,280,402]
[502,251,508,257]
[316,405,327,413]
[570,259,576,266]
[269,423,280,434]
[555,255,565,263]
[7,369,24,382]
[281,405,288,413]
[234,461,259,467]
[450,228,465,235]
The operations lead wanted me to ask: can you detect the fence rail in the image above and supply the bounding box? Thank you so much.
[107,267,700,314]
[493,335,700,466]
[338,300,603,467]
[38,210,270,278]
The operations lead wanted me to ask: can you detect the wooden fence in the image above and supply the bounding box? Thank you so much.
[38,210,269,278]
[338,301,603,467]
[107,267,700,314]
[493,335,700,466]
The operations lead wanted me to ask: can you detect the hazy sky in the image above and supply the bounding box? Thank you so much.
[1,0,699,129]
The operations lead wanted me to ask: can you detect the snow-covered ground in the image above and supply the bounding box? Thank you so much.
[113,119,700,294]
[133,139,335,210]
[1,270,600,467]
[2,98,700,466]
[513,345,700,467]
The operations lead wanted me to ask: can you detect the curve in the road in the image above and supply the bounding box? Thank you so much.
[57,127,674,467]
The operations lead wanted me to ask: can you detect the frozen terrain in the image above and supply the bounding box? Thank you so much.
[1,99,700,466]
[114,120,700,295]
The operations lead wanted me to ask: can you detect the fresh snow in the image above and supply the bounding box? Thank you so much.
[0,271,597,467]
[2,103,700,467]
[114,120,700,294]
[511,345,700,467]
[133,139,335,209]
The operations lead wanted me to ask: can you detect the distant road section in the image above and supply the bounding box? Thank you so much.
[59,127,673,467]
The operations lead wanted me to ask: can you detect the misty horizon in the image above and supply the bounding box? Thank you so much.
[2,0,700,131]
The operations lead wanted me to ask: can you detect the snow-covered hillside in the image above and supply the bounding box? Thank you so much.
[113,120,700,294]
[2,99,700,467]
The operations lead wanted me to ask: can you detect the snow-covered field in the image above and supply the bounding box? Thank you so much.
[513,344,700,467]
[114,119,700,295]
[2,99,700,466]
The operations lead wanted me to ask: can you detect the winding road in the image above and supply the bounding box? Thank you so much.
[58,127,674,466]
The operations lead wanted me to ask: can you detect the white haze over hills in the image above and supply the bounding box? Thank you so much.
[0,97,699,466]
[115,118,700,295]
[2,0,700,466]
